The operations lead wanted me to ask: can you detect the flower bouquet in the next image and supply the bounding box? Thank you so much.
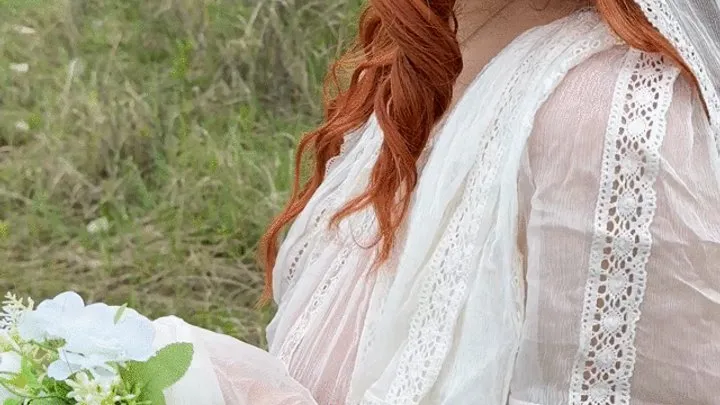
[0,292,193,405]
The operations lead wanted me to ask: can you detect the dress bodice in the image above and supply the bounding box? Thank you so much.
[266,8,720,405]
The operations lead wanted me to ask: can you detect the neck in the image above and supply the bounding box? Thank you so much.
[455,0,590,45]
[448,0,591,106]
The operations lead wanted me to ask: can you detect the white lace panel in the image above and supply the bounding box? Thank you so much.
[633,0,720,139]
[275,120,378,302]
[355,14,618,405]
[568,50,680,405]
[277,205,377,364]
[356,37,551,405]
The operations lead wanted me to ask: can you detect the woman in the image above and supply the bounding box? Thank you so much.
[156,0,720,404]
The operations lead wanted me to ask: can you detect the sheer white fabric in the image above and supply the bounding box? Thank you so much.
[268,10,621,405]
[635,0,720,131]
[148,6,720,405]
[510,45,720,405]
[153,316,318,405]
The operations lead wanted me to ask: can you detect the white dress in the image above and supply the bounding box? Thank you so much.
[153,7,720,405]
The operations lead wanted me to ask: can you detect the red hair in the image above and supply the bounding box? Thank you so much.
[259,0,694,299]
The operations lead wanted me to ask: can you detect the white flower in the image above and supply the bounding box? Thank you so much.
[12,25,36,35]
[17,292,155,381]
[9,63,29,73]
[86,217,109,234]
[66,371,117,405]
[0,352,22,402]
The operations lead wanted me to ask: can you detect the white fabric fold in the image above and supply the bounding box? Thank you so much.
[154,316,318,405]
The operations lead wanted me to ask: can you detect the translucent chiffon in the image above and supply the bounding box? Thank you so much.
[149,8,720,405]
[268,11,620,405]
[153,316,318,405]
[509,47,720,405]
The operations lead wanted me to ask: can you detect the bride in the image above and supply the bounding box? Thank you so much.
[155,0,720,404]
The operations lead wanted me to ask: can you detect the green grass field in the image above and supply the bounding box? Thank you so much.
[0,0,360,347]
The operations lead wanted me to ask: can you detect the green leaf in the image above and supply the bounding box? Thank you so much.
[121,343,194,405]
[114,304,129,324]
[12,356,39,391]
[3,398,21,405]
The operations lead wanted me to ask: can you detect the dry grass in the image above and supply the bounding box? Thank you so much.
[0,0,360,347]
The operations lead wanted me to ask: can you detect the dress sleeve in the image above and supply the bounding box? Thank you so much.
[153,316,318,405]
[512,46,720,405]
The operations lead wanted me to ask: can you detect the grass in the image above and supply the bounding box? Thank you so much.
[0,0,361,347]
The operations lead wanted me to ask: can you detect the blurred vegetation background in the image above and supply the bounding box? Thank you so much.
[0,0,361,347]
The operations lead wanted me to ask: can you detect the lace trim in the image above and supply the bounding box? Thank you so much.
[284,210,323,284]
[634,0,720,137]
[277,207,376,364]
[568,50,679,405]
[282,121,376,290]
[356,14,615,405]
[277,115,385,364]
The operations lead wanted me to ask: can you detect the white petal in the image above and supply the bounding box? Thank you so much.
[17,311,51,341]
[115,316,155,361]
[22,292,86,341]
[63,334,101,356]
[48,291,86,311]
[62,351,99,368]
[47,360,76,381]
[0,385,18,402]
[110,306,142,322]
[82,302,116,318]
[0,352,22,374]
[89,365,118,383]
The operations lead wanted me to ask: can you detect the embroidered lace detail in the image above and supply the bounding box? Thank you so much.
[634,0,720,137]
[285,215,321,284]
[277,241,349,364]
[279,200,331,300]
[277,117,384,364]
[357,15,615,405]
[282,121,377,290]
[278,207,377,364]
[568,50,679,405]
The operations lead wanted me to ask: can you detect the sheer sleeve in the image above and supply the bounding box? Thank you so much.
[153,316,318,405]
[511,46,720,405]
